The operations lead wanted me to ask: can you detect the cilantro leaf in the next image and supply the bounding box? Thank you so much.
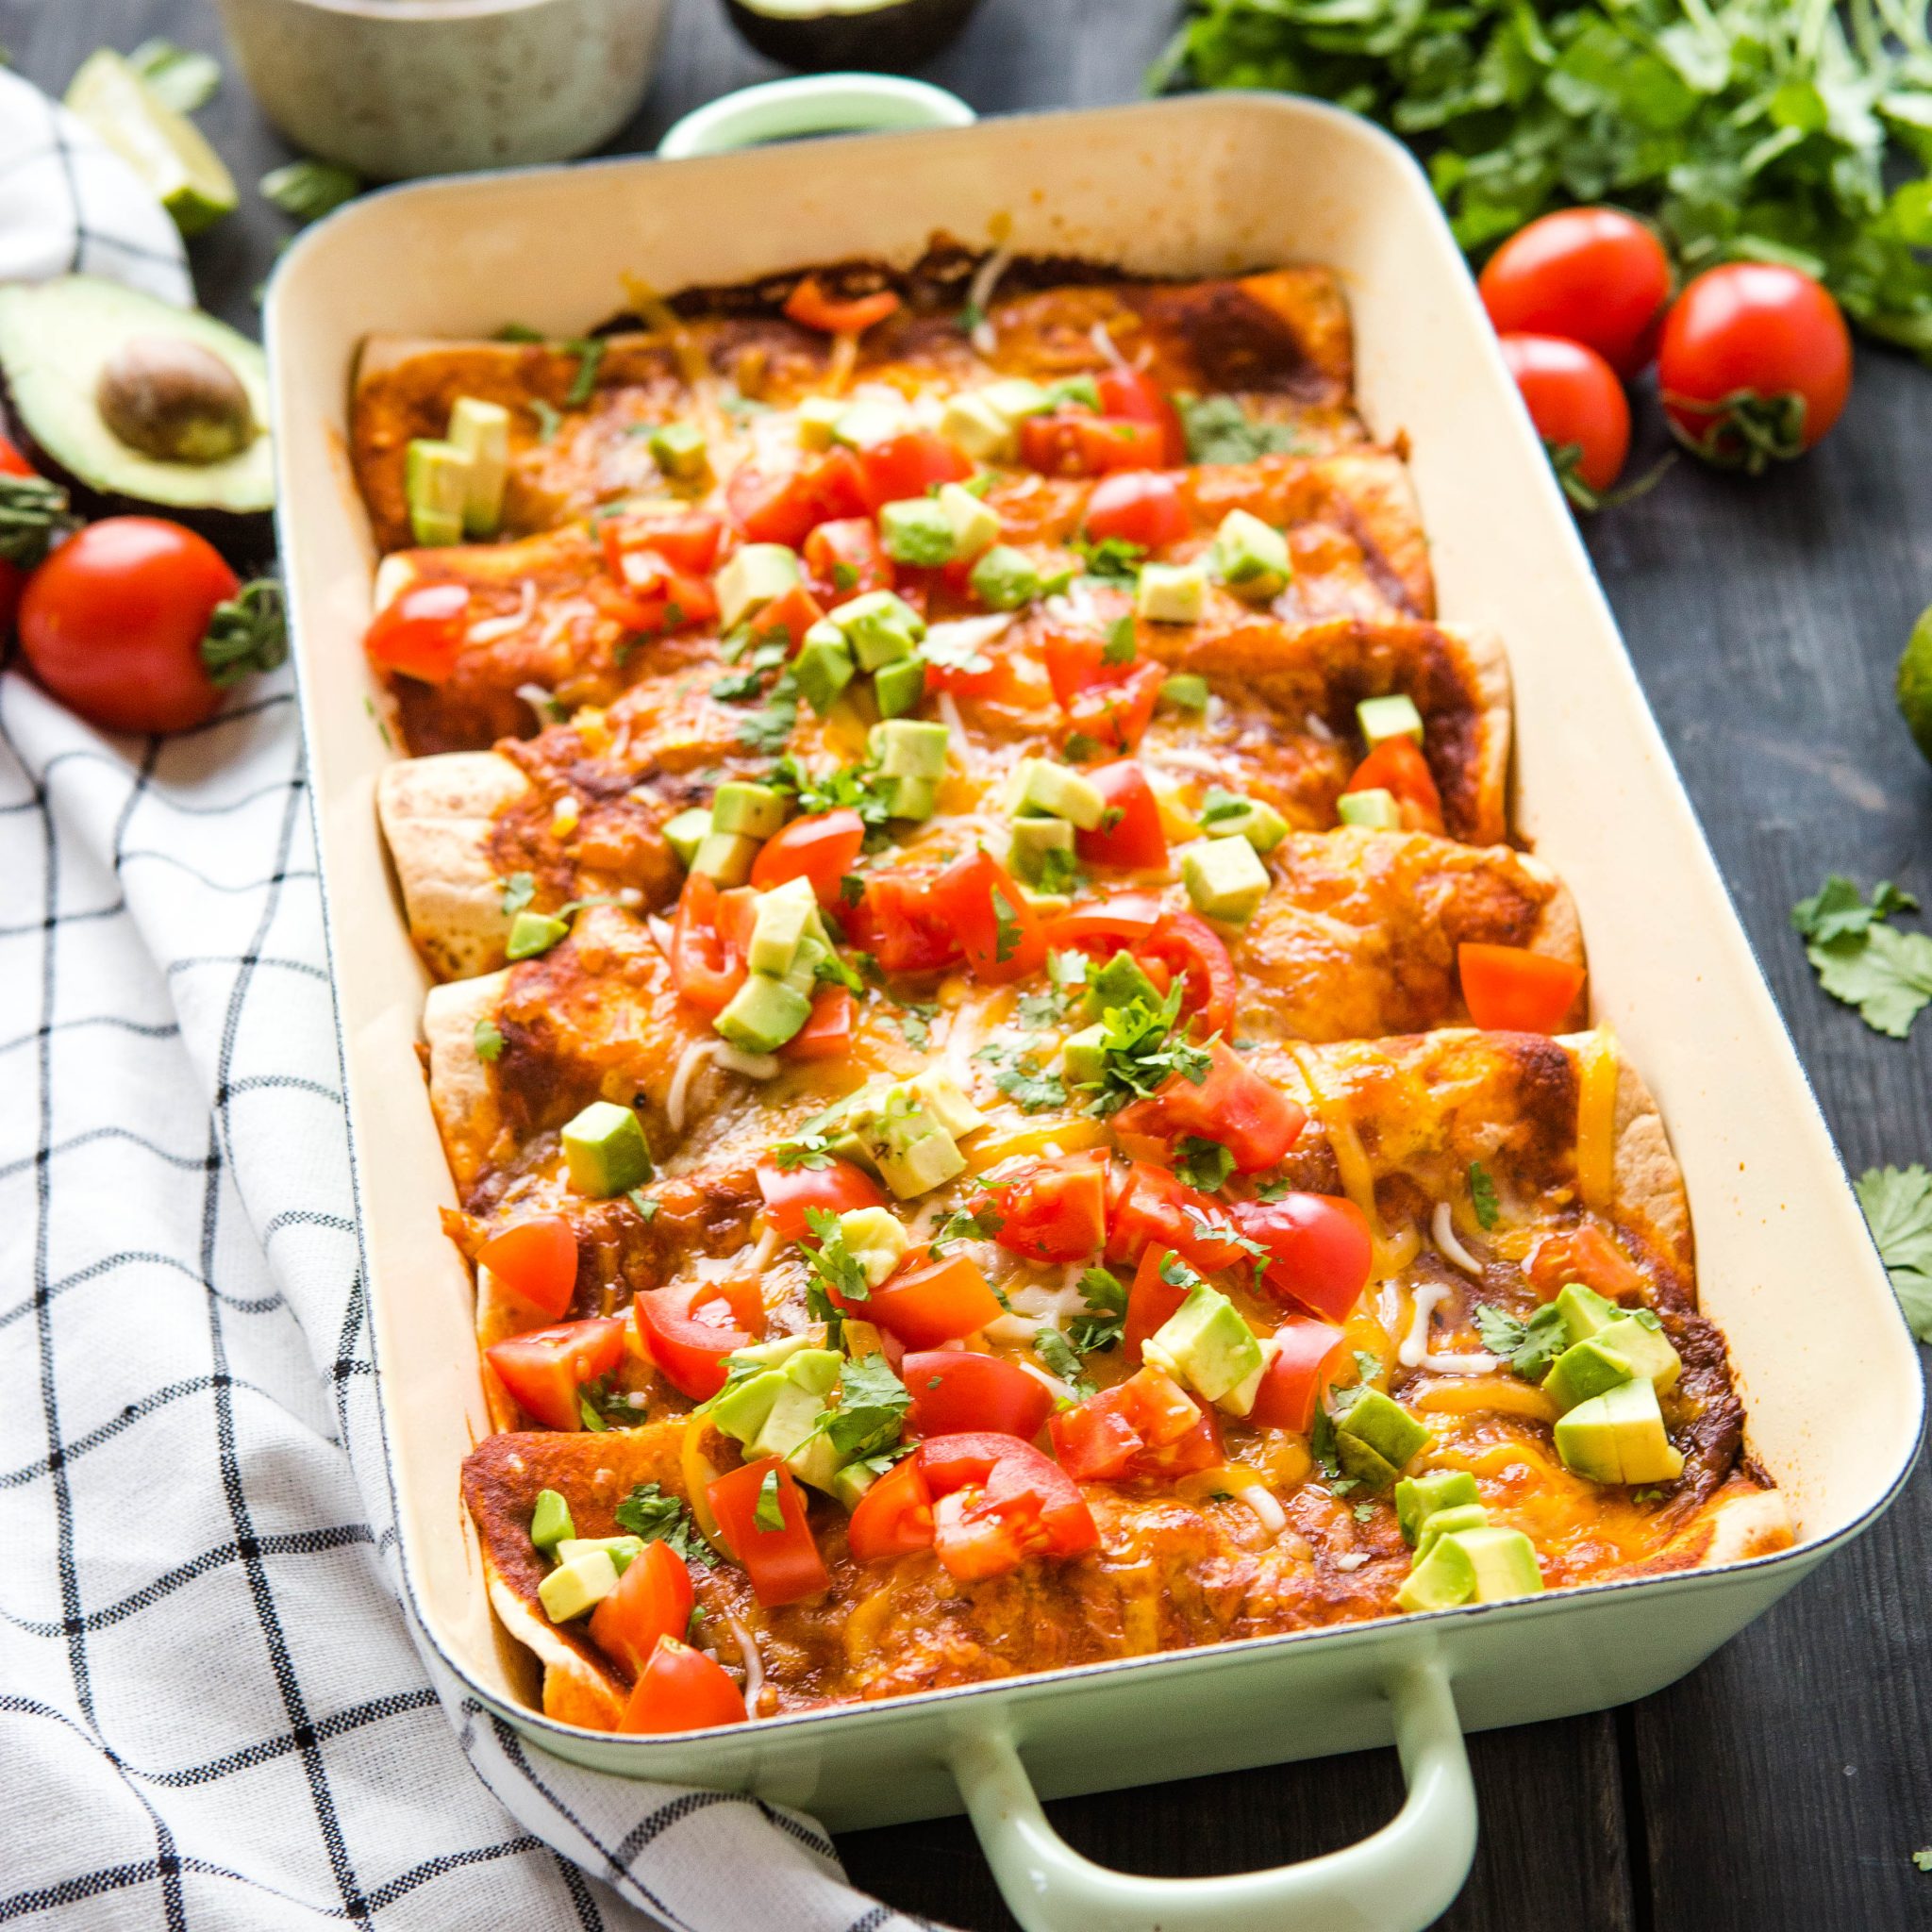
[754,1467,785,1532]
[895,1002,937,1049]
[1073,536,1146,585]
[930,1205,1004,1252]
[974,1040,1070,1113]
[825,1355,909,1461]
[1174,1136,1235,1192]
[1807,920,1932,1039]
[1469,1161,1499,1230]
[1085,980,1211,1115]
[991,887,1023,965]
[1101,615,1137,666]
[1068,1266,1127,1354]
[1474,1303,1569,1381]
[1015,988,1069,1029]
[801,1205,872,1313]
[614,1482,714,1565]
[1855,1164,1932,1342]
[1034,1326,1094,1396]
[474,1019,506,1063]
[772,1132,833,1171]
[1791,875,1917,944]
[1174,392,1309,464]
[564,336,606,408]
[498,872,536,916]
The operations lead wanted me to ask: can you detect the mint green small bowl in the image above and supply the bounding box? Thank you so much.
[657,72,974,159]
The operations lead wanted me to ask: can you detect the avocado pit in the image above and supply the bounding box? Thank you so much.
[96,335,255,466]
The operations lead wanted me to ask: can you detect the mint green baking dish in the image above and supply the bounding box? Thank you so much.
[265,96,1925,1932]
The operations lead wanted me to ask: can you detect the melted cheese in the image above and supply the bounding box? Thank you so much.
[1286,1043,1393,1272]
[1574,1027,1619,1211]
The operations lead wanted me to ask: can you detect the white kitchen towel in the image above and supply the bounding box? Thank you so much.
[0,72,944,1932]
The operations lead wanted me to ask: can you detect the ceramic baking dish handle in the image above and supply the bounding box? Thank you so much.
[657,74,975,160]
[947,1656,1475,1932]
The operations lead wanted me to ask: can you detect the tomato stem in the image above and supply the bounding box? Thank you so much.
[1661,385,1807,474]
[0,473,79,568]
[200,577,289,687]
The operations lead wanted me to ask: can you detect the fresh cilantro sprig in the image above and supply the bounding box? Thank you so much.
[800,1207,872,1326]
[1792,876,1932,1038]
[772,1131,833,1172]
[498,872,536,916]
[1073,536,1146,584]
[974,1039,1069,1113]
[1083,981,1212,1116]
[770,753,897,828]
[1068,1266,1127,1354]
[1175,1136,1235,1192]
[753,1468,785,1532]
[614,1482,715,1565]
[1855,1163,1932,1341]
[824,1355,909,1461]
[930,1205,1005,1252]
[1034,1327,1094,1396]
[1468,1161,1499,1230]
[474,1019,506,1063]
[1174,393,1308,464]
[1474,1303,1570,1381]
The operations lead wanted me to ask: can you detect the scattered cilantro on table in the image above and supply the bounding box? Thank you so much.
[1792,876,1932,1037]
[1854,1164,1932,1341]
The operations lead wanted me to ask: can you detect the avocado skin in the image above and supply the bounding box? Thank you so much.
[723,0,981,74]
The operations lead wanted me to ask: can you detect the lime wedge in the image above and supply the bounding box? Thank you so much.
[64,50,238,238]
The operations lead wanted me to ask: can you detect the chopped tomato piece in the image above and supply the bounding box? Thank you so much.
[1041,627,1112,710]
[1124,1245,1193,1363]
[364,582,469,685]
[619,1635,748,1733]
[1247,1319,1350,1431]
[1135,910,1238,1038]
[1065,659,1164,754]
[752,582,826,650]
[917,1432,1099,1580]
[1229,1193,1373,1324]
[668,871,749,1014]
[1049,1363,1216,1479]
[1039,895,1163,956]
[867,1250,1005,1349]
[600,508,724,577]
[845,1453,935,1561]
[484,1316,625,1432]
[1018,412,1166,476]
[749,807,865,908]
[602,548,719,634]
[1112,1041,1305,1174]
[726,447,866,546]
[1082,471,1189,551]
[852,867,966,974]
[707,1457,830,1607]
[1458,943,1587,1034]
[475,1214,578,1320]
[755,1154,884,1243]
[1528,1224,1647,1303]
[991,1154,1109,1263]
[589,1539,694,1679]
[779,984,854,1061]
[904,1350,1055,1441]
[1096,367,1188,466]
[877,848,1045,986]
[1107,1164,1248,1276]
[1076,761,1169,872]
[635,1278,762,1401]
[1343,735,1444,835]
[784,276,902,336]
[854,431,974,514]
[802,516,894,608]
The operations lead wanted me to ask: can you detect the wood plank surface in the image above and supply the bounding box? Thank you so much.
[4,0,1925,1924]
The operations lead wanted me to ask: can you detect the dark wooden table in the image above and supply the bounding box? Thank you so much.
[10,1,1929,1924]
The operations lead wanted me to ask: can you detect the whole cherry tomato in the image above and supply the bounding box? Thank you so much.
[1479,208,1673,377]
[19,517,283,734]
[1498,334,1630,508]
[1657,262,1852,472]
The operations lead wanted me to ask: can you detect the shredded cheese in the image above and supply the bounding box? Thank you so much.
[1089,319,1130,369]
[725,1610,764,1712]
[467,579,537,644]
[1397,1282,1448,1370]
[1432,1201,1482,1277]
[1285,1045,1392,1272]
[666,1039,713,1134]
[1574,1027,1618,1211]
[966,231,1015,356]
[646,914,675,959]
[712,1044,780,1081]
[748,1227,781,1275]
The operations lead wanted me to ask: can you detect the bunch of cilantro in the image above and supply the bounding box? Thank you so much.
[1158,0,1932,356]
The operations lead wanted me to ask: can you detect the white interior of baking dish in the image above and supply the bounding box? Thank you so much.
[266,93,1924,1723]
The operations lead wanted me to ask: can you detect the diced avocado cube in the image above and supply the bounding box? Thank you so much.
[937,481,1000,559]
[732,1334,820,1372]
[780,933,828,998]
[873,717,952,779]
[1060,1022,1108,1086]
[529,1488,575,1550]
[748,1379,824,1463]
[874,656,927,719]
[1210,508,1291,600]
[649,420,710,482]
[831,1459,880,1510]
[748,875,818,976]
[907,1069,985,1140]
[787,1426,848,1496]
[836,590,925,670]
[783,1347,842,1397]
[837,1206,910,1287]
[1015,758,1107,829]
[1037,558,1080,597]
[1337,788,1402,831]
[709,1367,791,1445]
[715,543,801,629]
[971,544,1042,611]
[1414,1502,1489,1558]
[795,624,857,716]
[506,909,570,959]
[852,1086,972,1197]
[831,396,905,449]
[448,396,510,539]
[1199,789,1290,855]
[1144,1283,1265,1412]
[405,438,471,547]
[879,496,958,567]
[1159,673,1210,713]
[1044,375,1102,410]
[1087,949,1163,1016]
[1394,1469,1480,1544]
[1005,815,1075,886]
[1018,887,1074,916]
[1335,1389,1430,1486]
[1554,1375,1684,1486]
[981,378,1053,424]
[875,1122,965,1199]
[692,829,760,886]
[1357,692,1425,748]
[1182,836,1271,924]
[711,781,789,840]
[561,1101,653,1196]
[1393,1533,1477,1614]
[1136,561,1208,625]
[713,973,812,1054]
[1555,1282,1623,1346]
[1542,1337,1640,1415]
[939,390,1015,460]
[555,1534,644,1575]
[885,774,940,822]
[793,395,845,450]
[663,807,713,868]
[537,1547,621,1623]
[1595,1314,1681,1393]
[1452,1524,1545,1602]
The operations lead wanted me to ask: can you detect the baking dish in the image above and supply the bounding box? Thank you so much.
[265,95,1924,1932]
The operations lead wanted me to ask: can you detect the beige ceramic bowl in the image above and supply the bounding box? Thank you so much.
[213,0,671,181]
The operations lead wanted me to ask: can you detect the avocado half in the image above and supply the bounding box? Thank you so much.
[0,276,274,566]
[722,0,982,74]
